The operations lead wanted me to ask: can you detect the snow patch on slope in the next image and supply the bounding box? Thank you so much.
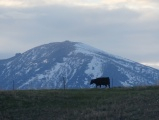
[75,42,135,64]
[120,81,132,87]
[74,43,105,56]
[75,42,106,54]
[85,56,103,78]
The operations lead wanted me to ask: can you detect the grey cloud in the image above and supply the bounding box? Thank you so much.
[0,5,159,64]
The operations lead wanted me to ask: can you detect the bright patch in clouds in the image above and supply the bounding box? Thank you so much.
[142,63,159,69]
[0,0,26,7]
[0,0,158,10]
[102,0,158,9]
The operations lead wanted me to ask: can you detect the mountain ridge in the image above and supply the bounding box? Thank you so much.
[0,40,159,90]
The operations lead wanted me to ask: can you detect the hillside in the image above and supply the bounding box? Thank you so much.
[0,41,159,90]
[0,87,159,120]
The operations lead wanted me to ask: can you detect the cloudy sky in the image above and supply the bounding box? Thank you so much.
[0,0,159,69]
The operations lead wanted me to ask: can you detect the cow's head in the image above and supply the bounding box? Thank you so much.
[90,80,94,85]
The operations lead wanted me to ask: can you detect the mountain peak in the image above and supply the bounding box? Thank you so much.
[64,40,72,43]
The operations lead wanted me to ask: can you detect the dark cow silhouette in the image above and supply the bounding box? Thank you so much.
[90,77,110,88]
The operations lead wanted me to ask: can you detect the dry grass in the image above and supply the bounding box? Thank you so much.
[0,86,159,120]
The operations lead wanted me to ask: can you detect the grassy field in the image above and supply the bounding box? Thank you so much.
[0,86,159,120]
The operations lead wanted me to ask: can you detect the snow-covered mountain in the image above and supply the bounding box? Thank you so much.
[0,41,159,90]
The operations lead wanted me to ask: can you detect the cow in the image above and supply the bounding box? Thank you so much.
[90,77,110,88]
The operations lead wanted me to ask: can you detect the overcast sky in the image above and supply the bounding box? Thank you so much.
[0,0,159,69]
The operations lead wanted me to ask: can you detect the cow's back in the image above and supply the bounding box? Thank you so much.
[96,77,110,83]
